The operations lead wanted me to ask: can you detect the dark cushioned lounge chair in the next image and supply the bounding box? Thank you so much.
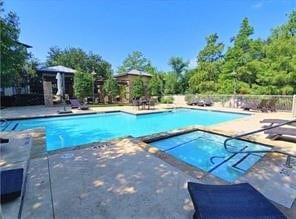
[187,182,287,219]
[241,100,259,111]
[1,168,24,203]
[69,99,89,110]
[204,97,213,106]
[264,127,296,139]
[0,138,9,144]
[190,98,204,106]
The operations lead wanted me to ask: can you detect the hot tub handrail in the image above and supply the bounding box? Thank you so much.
[223,119,296,167]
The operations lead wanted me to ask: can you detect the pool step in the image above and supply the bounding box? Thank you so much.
[231,153,262,172]
[1,122,18,131]
[1,121,12,131]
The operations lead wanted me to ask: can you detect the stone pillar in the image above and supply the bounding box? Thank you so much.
[43,81,53,106]
[292,95,296,117]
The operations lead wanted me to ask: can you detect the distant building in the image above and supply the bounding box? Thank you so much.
[114,69,152,101]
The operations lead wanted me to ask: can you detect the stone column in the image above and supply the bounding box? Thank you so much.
[43,81,53,106]
[292,95,296,117]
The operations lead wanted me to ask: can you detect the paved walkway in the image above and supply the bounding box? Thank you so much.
[22,138,196,219]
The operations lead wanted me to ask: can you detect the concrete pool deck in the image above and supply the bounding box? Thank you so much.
[21,138,196,219]
[1,133,295,218]
[1,104,295,218]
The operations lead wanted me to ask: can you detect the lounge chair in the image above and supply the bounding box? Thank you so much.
[69,99,89,110]
[204,97,213,106]
[0,138,9,144]
[1,168,24,203]
[148,98,156,110]
[260,119,296,127]
[264,127,296,140]
[241,100,259,111]
[261,119,290,124]
[187,182,287,219]
[190,98,204,106]
[132,99,140,110]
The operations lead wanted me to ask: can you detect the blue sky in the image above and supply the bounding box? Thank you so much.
[4,0,296,71]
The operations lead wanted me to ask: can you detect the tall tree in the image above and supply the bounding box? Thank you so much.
[0,0,30,87]
[118,51,152,73]
[218,18,257,94]
[168,57,188,78]
[46,47,112,79]
[168,56,188,93]
[189,33,224,93]
[257,11,296,94]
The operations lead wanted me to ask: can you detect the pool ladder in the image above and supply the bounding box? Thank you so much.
[223,119,296,168]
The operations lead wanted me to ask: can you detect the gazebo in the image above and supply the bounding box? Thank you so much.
[37,65,76,106]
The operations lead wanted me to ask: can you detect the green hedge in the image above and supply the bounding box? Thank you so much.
[160,96,174,104]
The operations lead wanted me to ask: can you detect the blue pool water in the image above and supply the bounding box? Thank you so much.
[151,131,271,182]
[4,109,247,151]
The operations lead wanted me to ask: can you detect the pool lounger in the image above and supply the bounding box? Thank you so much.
[264,127,296,140]
[1,168,24,203]
[187,182,287,219]
[69,99,89,110]
[0,138,9,144]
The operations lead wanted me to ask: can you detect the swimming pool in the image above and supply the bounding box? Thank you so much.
[3,109,247,151]
[150,130,271,182]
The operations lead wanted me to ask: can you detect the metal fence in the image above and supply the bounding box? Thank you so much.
[185,94,295,112]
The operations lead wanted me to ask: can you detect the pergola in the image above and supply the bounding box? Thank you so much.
[37,65,76,106]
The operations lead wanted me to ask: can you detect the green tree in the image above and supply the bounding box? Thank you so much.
[118,51,152,73]
[257,11,296,94]
[0,1,30,87]
[164,72,178,95]
[47,47,112,79]
[168,56,189,93]
[130,78,145,99]
[189,33,224,93]
[103,77,119,103]
[218,18,258,93]
[168,57,188,78]
[148,73,163,97]
[73,71,92,100]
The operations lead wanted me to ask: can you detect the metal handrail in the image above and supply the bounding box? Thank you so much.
[223,119,296,168]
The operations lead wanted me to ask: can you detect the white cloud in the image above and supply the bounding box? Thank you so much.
[252,1,264,9]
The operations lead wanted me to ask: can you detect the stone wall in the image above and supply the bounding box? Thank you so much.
[43,81,53,106]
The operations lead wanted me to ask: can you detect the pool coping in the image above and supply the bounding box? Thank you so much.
[1,106,252,121]
[3,107,273,184]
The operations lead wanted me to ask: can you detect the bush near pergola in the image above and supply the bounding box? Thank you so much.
[130,78,145,99]
[73,71,92,101]
[103,77,119,103]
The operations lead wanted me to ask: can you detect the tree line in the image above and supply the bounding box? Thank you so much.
[1,0,295,99]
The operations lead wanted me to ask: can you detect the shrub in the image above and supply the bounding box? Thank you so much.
[73,71,93,101]
[130,78,145,99]
[103,77,119,103]
[160,96,174,104]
